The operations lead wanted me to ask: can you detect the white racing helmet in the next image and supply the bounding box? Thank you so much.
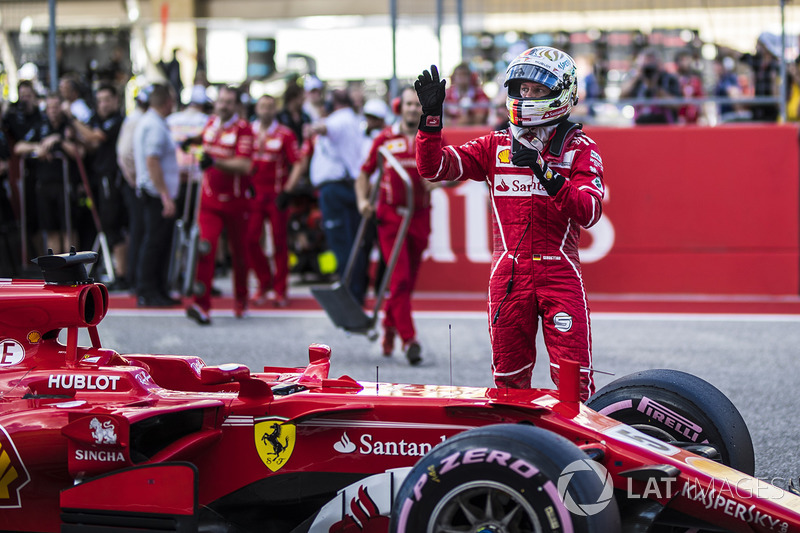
[505,46,579,127]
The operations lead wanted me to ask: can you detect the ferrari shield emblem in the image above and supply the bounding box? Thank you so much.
[254,417,295,472]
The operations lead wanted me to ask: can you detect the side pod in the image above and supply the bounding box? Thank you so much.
[60,462,199,533]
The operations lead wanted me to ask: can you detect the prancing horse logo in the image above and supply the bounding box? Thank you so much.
[261,423,288,457]
[254,417,296,472]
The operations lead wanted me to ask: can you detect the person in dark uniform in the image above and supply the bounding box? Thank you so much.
[0,116,15,275]
[4,81,42,144]
[13,93,80,255]
[159,48,184,106]
[277,82,312,149]
[68,84,127,286]
[3,81,43,255]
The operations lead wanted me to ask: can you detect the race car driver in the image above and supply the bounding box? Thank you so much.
[185,86,254,325]
[414,47,605,400]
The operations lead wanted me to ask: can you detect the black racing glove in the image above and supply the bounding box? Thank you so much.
[511,145,565,196]
[199,153,215,171]
[414,65,446,133]
[180,138,194,153]
[276,190,291,210]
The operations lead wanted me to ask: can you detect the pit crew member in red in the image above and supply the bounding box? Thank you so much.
[356,87,434,366]
[184,86,254,325]
[414,47,605,399]
[247,94,302,307]
[444,62,490,126]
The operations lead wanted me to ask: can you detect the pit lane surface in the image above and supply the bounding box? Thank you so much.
[95,294,800,487]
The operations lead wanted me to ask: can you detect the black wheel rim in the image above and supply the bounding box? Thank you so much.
[427,480,544,533]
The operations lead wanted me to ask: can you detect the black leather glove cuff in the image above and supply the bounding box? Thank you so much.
[415,65,446,133]
[418,114,443,133]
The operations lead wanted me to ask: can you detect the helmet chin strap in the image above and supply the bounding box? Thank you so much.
[510,124,557,151]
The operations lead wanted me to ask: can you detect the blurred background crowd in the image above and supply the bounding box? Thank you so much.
[0,0,798,296]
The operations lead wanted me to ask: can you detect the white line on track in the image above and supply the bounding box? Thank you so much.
[591,312,800,322]
[414,312,800,322]
[106,309,800,322]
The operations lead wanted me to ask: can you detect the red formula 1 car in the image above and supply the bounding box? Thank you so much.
[2,251,800,533]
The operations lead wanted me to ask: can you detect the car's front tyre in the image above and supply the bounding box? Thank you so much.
[390,424,621,533]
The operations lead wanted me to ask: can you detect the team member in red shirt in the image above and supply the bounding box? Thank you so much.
[675,49,704,124]
[444,62,490,126]
[356,88,433,365]
[185,86,254,325]
[414,47,605,400]
[247,94,303,307]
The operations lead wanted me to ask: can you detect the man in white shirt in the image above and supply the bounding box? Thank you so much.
[116,89,149,293]
[133,84,180,308]
[309,89,368,304]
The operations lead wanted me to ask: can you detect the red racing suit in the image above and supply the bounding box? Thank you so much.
[362,124,431,345]
[444,84,490,125]
[416,125,604,399]
[247,120,299,300]
[193,115,254,313]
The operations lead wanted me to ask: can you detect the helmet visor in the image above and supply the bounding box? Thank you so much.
[505,64,560,92]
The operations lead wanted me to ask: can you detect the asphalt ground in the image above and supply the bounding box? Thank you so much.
[91,285,800,489]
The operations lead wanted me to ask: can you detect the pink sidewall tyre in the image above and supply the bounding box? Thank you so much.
[390,424,621,533]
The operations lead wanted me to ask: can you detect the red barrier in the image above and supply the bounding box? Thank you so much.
[416,124,800,295]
